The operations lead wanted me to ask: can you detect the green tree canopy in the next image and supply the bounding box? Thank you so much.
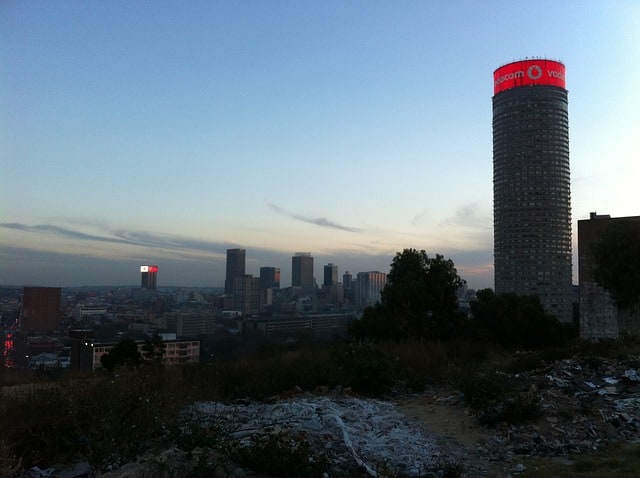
[142,334,166,365]
[470,289,572,348]
[354,249,465,340]
[100,338,142,372]
[592,220,640,309]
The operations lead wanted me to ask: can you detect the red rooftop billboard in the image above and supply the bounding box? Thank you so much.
[494,59,565,95]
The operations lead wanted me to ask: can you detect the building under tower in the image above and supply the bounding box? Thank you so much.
[492,59,572,322]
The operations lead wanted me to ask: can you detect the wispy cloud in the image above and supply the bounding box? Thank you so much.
[0,222,234,256]
[439,203,491,229]
[266,202,362,233]
[1,222,132,245]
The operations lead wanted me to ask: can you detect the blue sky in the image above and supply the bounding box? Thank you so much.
[1,1,639,289]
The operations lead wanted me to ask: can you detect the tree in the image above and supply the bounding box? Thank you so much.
[100,338,142,372]
[592,220,640,309]
[354,249,465,340]
[142,334,166,365]
[470,289,572,348]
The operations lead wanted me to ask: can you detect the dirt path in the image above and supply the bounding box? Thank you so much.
[395,394,488,448]
[395,394,516,477]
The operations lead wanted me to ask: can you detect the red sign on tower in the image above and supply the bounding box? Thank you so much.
[493,59,565,94]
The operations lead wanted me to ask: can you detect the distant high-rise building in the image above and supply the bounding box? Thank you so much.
[260,266,280,306]
[324,263,338,287]
[260,267,281,290]
[493,59,572,322]
[343,271,352,291]
[69,329,95,373]
[578,213,640,339]
[292,252,314,294]
[225,248,246,295]
[21,287,61,332]
[355,271,386,309]
[342,271,353,303]
[234,274,262,316]
[140,265,158,290]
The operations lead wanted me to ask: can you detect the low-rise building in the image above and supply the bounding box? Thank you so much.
[242,313,355,340]
[89,337,200,370]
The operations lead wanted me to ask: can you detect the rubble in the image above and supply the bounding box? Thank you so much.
[183,395,475,477]
[441,353,640,476]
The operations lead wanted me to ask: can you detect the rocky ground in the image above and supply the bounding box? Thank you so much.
[23,354,640,478]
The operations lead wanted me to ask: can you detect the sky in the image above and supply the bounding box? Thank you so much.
[1,1,639,289]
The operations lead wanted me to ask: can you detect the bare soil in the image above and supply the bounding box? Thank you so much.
[396,394,488,448]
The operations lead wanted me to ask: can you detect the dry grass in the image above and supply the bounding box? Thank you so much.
[523,445,640,477]
[3,337,638,472]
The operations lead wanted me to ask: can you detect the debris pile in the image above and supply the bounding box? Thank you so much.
[183,395,473,477]
[473,355,640,468]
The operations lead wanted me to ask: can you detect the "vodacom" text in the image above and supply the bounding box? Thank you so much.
[495,68,564,87]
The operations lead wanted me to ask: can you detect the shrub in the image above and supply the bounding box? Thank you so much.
[333,342,396,396]
[228,433,328,478]
[504,354,545,374]
[0,438,22,477]
[478,393,541,427]
[460,373,540,427]
[461,373,508,412]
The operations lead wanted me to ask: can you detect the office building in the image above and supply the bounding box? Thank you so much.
[343,271,352,291]
[493,59,572,322]
[234,274,262,316]
[578,213,640,339]
[92,337,200,370]
[140,265,158,290]
[323,263,338,287]
[342,271,354,303]
[69,329,95,373]
[355,271,386,309]
[20,287,61,332]
[225,248,246,295]
[242,313,355,339]
[292,252,315,294]
[166,315,218,337]
[260,267,281,289]
[260,266,281,306]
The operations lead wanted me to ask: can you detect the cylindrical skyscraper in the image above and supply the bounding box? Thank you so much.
[492,59,572,322]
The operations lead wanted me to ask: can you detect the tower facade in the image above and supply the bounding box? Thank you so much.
[492,59,572,322]
[225,249,246,295]
[292,252,314,294]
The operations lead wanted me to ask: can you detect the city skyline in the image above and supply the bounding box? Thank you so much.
[2,2,639,289]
